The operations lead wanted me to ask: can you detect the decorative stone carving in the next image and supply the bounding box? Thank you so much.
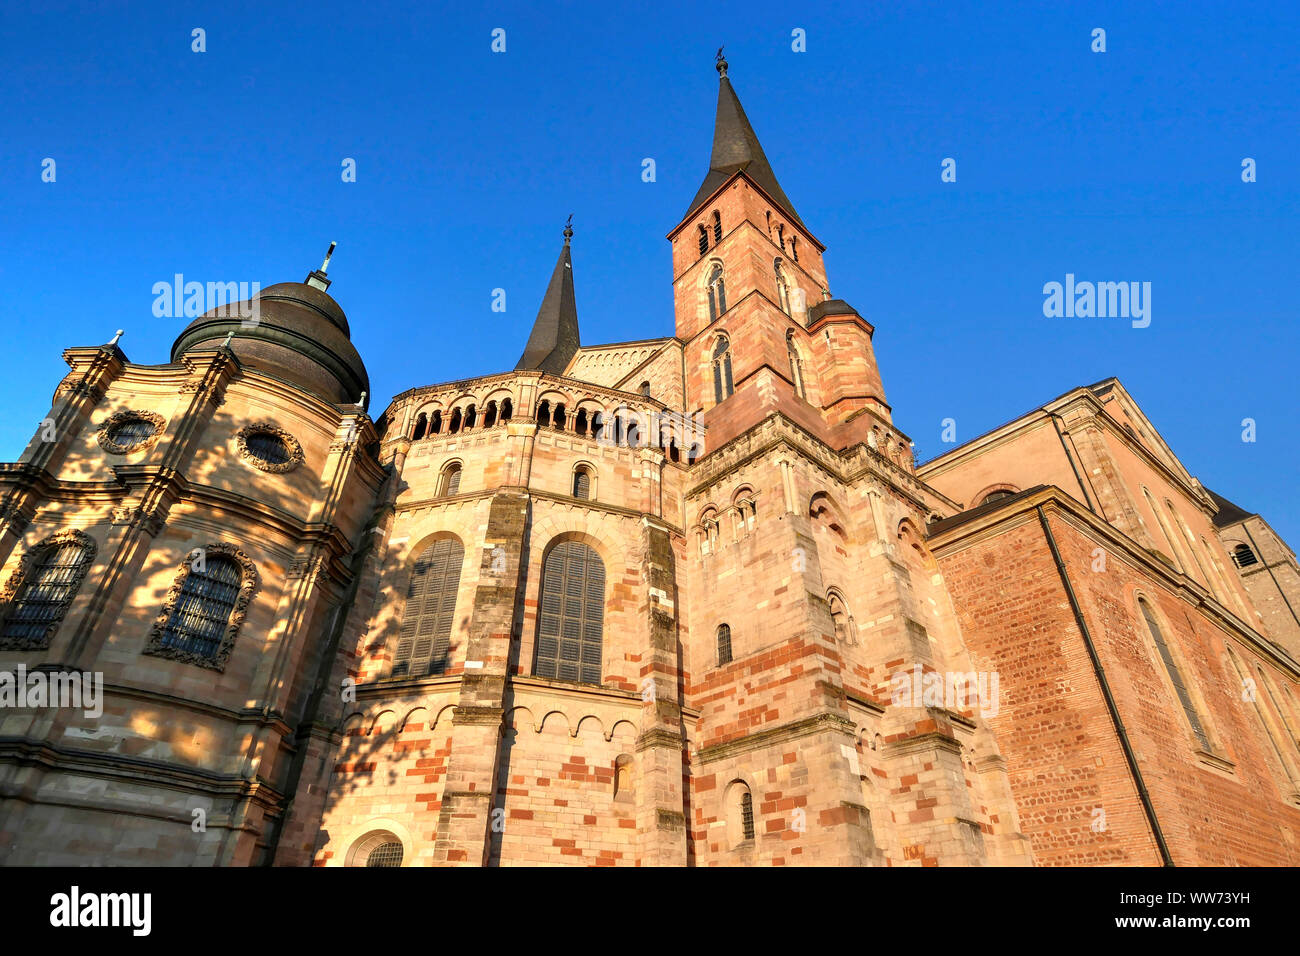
[142,542,259,671]
[286,554,327,584]
[235,422,305,474]
[96,410,166,456]
[0,528,97,650]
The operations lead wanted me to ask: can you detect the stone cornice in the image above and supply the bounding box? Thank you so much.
[696,711,855,765]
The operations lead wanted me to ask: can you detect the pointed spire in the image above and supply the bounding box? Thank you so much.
[684,53,805,229]
[515,221,580,375]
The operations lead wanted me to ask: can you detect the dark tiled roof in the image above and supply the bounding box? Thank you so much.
[515,240,580,375]
[684,75,805,230]
[1206,488,1254,528]
[926,485,1050,536]
[807,299,861,325]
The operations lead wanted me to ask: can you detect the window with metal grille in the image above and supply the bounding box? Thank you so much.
[364,841,403,867]
[1139,599,1210,751]
[572,468,591,500]
[533,540,604,685]
[1,541,93,644]
[440,464,461,497]
[109,418,157,447]
[717,624,732,665]
[246,432,291,465]
[711,335,734,404]
[1233,544,1258,568]
[712,210,722,242]
[392,538,463,678]
[740,791,755,841]
[159,555,244,660]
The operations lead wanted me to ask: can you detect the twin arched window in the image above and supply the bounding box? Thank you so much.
[393,537,464,677]
[707,265,727,322]
[534,541,604,685]
[0,530,96,648]
[712,335,734,404]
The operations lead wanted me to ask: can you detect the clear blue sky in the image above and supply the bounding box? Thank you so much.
[2,1,1296,541]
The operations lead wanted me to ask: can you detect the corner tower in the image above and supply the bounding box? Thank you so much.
[668,52,890,453]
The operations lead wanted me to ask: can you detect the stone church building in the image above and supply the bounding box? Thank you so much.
[2,58,1299,867]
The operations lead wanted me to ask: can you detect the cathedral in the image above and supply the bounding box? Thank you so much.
[2,56,1299,867]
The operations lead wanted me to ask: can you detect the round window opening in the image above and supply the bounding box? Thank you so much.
[97,410,165,455]
[346,829,405,867]
[236,423,304,474]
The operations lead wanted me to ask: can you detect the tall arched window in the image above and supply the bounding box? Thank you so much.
[439,462,462,497]
[717,623,732,665]
[552,403,567,430]
[776,223,785,252]
[640,381,651,398]
[448,407,462,434]
[392,537,463,677]
[575,408,589,437]
[789,235,799,262]
[827,589,857,646]
[429,410,442,434]
[707,264,727,322]
[463,404,477,430]
[483,401,498,428]
[775,259,792,315]
[0,530,96,648]
[711,335,734,404]
[500,398,512,422]
[157,554,244,661]
[712,210,722,242]
[725,781,756,848]
[697,225,709,255]
[533,541,604,685]
[1142,488,1183,572]
[1139,598,1210,751]
[411,413,427,440]
[536,400,551,428]
[786,330,805,398]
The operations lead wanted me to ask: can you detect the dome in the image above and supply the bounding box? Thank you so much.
[170,279,369,409]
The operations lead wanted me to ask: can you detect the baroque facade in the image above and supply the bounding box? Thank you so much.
[2,57,1299,867]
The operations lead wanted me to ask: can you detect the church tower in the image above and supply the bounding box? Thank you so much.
[674,55,1031,866]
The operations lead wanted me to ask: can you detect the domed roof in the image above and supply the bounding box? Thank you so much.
[170,278,369,410]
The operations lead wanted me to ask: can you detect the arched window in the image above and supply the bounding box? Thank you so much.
[483,401,498,428]
[411,413,427,440]
[712,210,722,242]
[1142,488,1183,572]
[536,400,551,428]
[533,540,604,685]
[625,417,640,448]
[711,335,734,404]
[827,590,857,645]
[707,264,727,322]
[463,404,477,430]
[500,398,512,422]
[725,781,756,848]
[572,465,592,500]
[1225,647,1300,788]
[1233,544,1259,568]
[640,381,651,398]
[591,411,605,442]
[786,330,805,398]
[717,623,732,665]
[775,259,792,315]
[776,223,785,252]
[790,235,799,262]
[429,410,442,434]
[448,407,462,434]
[552,403,567,430]
[346,830,404,868]
[0,530,96,648]
[1139,598,1210,751]
[154,551,248,664]
[575,408,589,437]
[365,842,404,867]
[697,224,709,255]
[439,462,462,497]
[392,537,463,677]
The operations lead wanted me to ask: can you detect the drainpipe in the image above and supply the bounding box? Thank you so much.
[1036,504,1175,866]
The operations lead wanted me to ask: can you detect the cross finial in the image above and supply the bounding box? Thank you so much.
[320,241,337,274]
[563,214,574,245]
[715,46,727,77]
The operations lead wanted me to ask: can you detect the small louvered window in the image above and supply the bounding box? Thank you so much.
[717,624,732,665]
[533,541,604,685]
[573,468,591,500]
[712,210,722,242]
[1140,599,1210,751]
[159,555,243,660]
[697,226,708,255]
[1233,544,1258,568]
[2,541,94,644]
[741,792,755,840]
[392,538,463,677]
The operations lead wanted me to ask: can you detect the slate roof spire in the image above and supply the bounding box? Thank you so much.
[684,51,806,229]
[515,218,580,375]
